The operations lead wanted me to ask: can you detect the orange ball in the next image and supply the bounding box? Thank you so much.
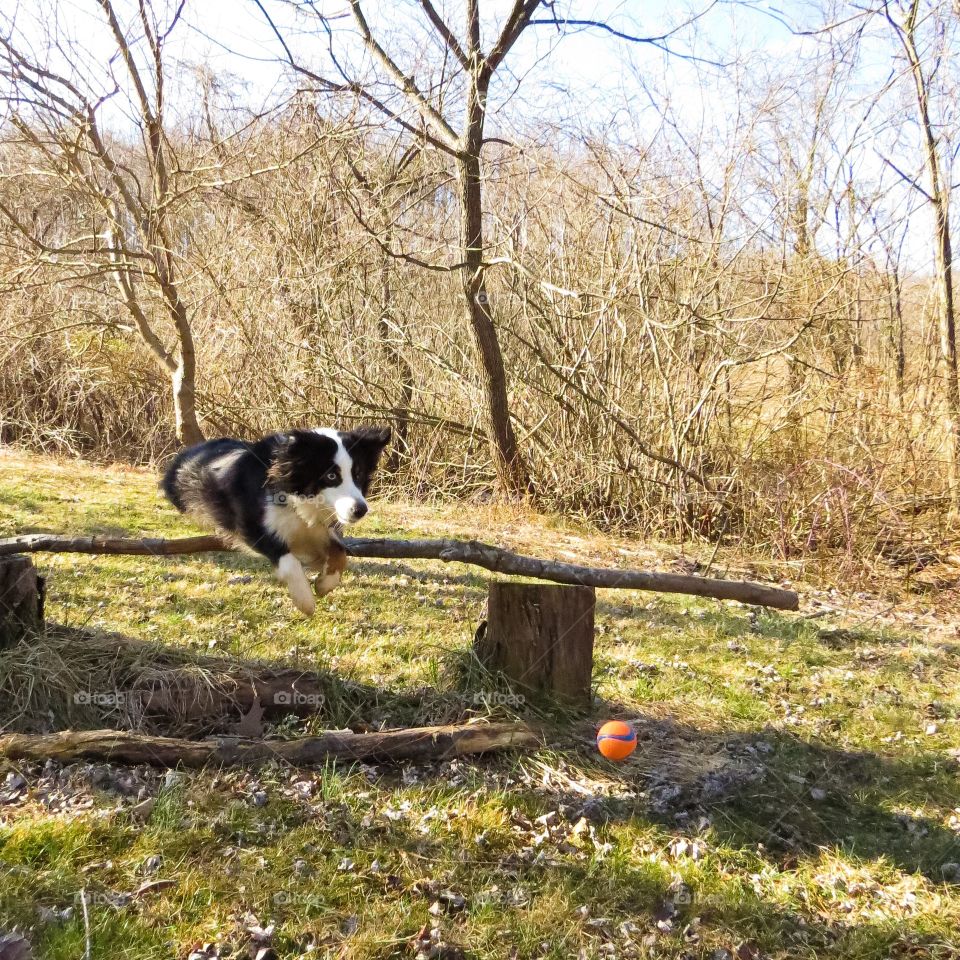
[596,720,637,761]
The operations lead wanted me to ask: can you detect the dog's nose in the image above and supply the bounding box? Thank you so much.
[351,501,368,521]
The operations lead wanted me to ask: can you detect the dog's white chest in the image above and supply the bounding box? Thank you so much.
[264,502,333,566]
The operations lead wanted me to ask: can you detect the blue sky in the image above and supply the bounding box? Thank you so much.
[3,1,949,270]
[26,1,797,129]
[177,1,793,122]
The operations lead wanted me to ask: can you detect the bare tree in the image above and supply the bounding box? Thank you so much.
[253,0,546,493]
[2,0,953,556]
[0,0,205,443]
[254,1,714,496]
[869,1,959,498]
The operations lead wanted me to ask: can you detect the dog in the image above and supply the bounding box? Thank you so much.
[161,426,391,615]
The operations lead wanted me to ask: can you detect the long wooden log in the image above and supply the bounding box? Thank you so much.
[0,533,799,610]
[0,534,229,557]
[0,723,537,767]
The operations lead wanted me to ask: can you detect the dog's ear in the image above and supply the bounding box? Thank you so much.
[269,430,336,491]
[348,425,391,448]
[343,425,391,472]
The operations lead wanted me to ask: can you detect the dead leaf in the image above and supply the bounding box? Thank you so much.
[133,879,175,897]
[735,941,761,960]
[129,796,156,821]
[0,933,32,960]
[246,923,274,945]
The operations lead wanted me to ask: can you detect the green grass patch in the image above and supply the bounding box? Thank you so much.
[1,450,959,958]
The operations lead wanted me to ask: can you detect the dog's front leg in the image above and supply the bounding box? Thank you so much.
[277,553,316,616]
[313,536,348,597]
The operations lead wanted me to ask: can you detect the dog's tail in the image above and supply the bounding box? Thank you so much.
[160,444,202,513]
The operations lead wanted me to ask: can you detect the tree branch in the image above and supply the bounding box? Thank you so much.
[250,0,461,156]
[0,534,800,610]
[347,0,460,148]
[484,0,542,78]
[418,0,469,70]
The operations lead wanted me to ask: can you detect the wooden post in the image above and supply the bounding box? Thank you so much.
[475,582,595,707]
[0,555,44,650]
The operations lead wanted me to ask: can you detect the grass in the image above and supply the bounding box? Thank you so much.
[1,448,959,959]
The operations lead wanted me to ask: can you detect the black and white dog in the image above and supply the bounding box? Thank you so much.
[162,426,391,615]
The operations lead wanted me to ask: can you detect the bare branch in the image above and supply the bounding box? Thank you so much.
[0,533,800,609]
[347,0,460,149]
[418,0,469,70]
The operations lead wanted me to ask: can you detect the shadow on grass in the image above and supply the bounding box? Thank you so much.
[0,623,479,738]
[525,710,960,885]
[3,617,958,928]
[350,558,489,591]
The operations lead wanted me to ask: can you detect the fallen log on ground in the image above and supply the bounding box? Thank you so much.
[0,723,537,767]
[133,667,333,720]
[0,533,800,610]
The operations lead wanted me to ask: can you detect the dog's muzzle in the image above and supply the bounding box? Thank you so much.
[336,497,368,523]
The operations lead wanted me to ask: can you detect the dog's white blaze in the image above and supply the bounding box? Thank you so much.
[264,501,334,567]
[314,427,366,523]
[277,553,315,616]
[264,501,308,542]
[292,496,336,529]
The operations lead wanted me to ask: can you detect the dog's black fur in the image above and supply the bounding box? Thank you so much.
[161,426,391,567]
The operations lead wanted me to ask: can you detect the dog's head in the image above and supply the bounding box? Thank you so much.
[268,425,391,525]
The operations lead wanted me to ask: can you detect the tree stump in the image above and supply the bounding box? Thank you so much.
[475,582,595,706]
[0,555,44,650]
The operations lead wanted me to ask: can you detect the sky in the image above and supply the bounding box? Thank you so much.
[180,1,795,130]
[9,0,796,131]
[1,1,950,271]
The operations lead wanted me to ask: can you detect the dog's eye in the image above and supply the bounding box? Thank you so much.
[324,470,339,483]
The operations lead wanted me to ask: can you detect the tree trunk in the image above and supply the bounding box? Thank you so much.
[932,195,960,500]
[0,556,44,650]
[475,582,595,706]
[172,351,203,446]
[888,262,906,407]
[459,76,531,496]
[901,5,960,503]
[378,241,412,470]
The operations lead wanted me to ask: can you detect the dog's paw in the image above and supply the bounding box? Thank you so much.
[293,593,317,616]
[313,571,342,597]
